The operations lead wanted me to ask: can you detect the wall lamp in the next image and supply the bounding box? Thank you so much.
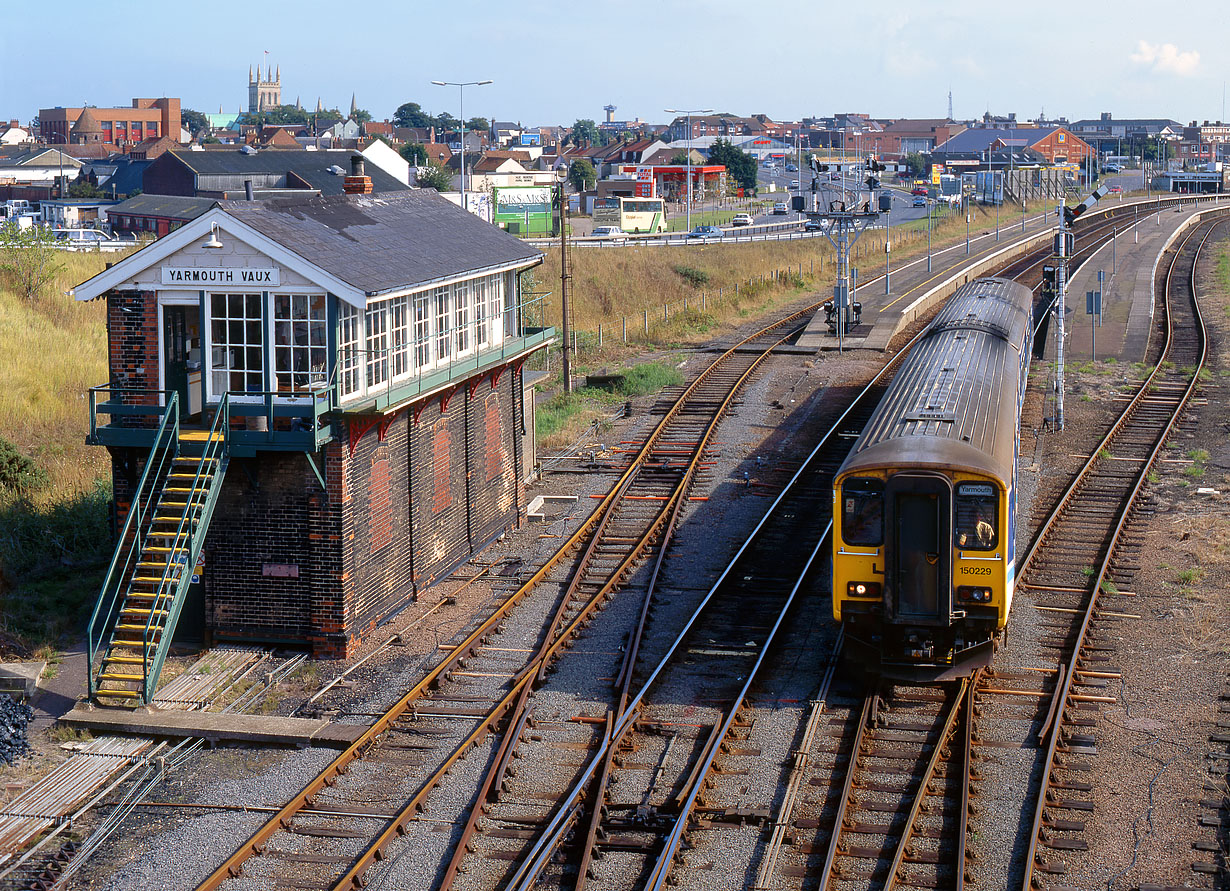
[202,222,224,249]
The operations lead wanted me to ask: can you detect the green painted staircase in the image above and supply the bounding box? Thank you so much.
[88,394,230,706]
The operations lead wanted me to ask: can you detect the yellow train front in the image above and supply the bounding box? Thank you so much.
[832,277,1033,681]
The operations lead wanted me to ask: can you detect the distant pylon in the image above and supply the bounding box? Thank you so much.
[948,90,953,121]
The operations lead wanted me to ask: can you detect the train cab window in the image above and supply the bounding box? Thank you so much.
[841,478,884,546]
[955,483,998,550]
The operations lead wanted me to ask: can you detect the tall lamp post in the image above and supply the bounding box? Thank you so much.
[431,79,493,213]
[665,107,712,235]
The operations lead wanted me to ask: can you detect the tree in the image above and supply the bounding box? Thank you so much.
[707,139,757,193]
[568,158,597,192]
[466,117,490,134]
[670,151,692,166]
[68,178,105,199]
[400,142,428,164]
[394,102,430,129]
[904,152,927,178]
[416,162,453,191]
[351,108,372,124]
[181,107,210,138]
[246,105,310,126]
[0,224,63,302]
[571,119,599,147]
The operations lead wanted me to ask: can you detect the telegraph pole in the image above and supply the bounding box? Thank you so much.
[556,181,573,393]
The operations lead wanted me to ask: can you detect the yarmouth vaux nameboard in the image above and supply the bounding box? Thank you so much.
[161,267,281,286]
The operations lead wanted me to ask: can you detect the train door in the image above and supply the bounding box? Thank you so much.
[888,475,950,622]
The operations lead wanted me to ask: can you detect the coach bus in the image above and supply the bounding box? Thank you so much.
[592,197,667,234]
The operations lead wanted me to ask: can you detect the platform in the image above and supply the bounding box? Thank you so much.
[796,195,1230,360]
[60,704,370,748]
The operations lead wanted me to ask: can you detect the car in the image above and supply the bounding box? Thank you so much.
[1103,164,1123,173]
[790,179,800,189]
[804,218,827,232]
[590,226,627,240]
[912,195,928,207]
[1108,185,1123,194]
[911,186,929,196]
[686,225,724,241]
[785,164,798,172]
[731,213,754,227]
[772,201,788,215]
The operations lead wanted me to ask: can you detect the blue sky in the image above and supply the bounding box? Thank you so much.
[3,0,1227,128]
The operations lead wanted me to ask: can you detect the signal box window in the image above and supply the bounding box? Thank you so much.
[955,483,998,550]
[842,478,884,546]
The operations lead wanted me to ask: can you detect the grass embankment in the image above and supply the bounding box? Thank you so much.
[531,196,1060,447]
[0,251,116,649]
[537,361,685,449]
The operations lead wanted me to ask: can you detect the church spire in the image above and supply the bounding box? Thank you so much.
[249,65,253,84]
[275,64,280,83]
[316,97,323,113]
[350,93,357,118]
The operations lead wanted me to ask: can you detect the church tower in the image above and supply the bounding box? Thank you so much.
[248,64,282,114]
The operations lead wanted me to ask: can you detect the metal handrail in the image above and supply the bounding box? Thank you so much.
[86,392,180,701]
[136,393,230,703]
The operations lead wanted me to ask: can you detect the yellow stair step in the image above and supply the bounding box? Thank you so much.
[96,690,143,700]
[113,624,165,633]
[103,655,148,664]
[98,672,145,682]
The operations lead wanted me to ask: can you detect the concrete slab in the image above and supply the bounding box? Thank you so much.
[0,662,45,698]
[60,704,370,749]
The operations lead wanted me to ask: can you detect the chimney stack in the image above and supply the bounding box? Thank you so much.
[244,179,254,201]
[344,154,373,194]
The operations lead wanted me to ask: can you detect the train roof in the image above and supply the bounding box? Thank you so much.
[837,278,1033,485]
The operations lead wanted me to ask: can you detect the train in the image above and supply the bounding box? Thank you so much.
[832,277,1034,681]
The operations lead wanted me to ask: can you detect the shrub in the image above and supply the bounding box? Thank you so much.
[672,265,710,287]
[0,437,48,494]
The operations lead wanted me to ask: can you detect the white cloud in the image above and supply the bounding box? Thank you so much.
[1130,40,1200,76]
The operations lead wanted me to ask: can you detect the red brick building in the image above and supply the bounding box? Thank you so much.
[71,164,552,701]
[40,98,182,147]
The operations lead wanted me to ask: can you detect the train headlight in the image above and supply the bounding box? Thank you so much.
[847,581,881,598]
[958,586,993,603]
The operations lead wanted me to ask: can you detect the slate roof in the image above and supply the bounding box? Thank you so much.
[110,194,218,220]
[219,189,542,297]
[934,127,1072,153]
[162,149,405,195]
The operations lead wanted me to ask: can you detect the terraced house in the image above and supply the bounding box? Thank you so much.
[71,163,552,704]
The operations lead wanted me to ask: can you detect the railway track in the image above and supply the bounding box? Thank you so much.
[194,301,835,891]
[1009,215,1220,890]
[157,194,1217,891]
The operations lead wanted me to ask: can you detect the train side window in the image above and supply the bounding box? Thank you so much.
[842,478,884,546]
[955,483,998,550]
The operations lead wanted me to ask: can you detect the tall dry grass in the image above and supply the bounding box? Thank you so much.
[0,251,118,504]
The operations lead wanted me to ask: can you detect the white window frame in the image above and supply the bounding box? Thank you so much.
[414,291,432,370]
[365,302,389,389]
[391,294,410,381]
[273,293,328,394]
[339,302,362,399]
[434,285,451,363]
[454,280,470,357]
[206,291,265,401]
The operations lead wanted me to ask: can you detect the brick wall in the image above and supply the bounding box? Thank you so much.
[108,291,160,408]
[203,452,343,652]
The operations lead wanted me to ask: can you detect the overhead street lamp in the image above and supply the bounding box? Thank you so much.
[665,107,713,235]
[431,79,493,214]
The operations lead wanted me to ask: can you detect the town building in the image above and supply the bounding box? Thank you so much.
[71,164,554,703]
[105,194,218,237]
[142,148,406,198]
[0,122,31,145]
[39,98,182,147]
[249,65,282,113]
